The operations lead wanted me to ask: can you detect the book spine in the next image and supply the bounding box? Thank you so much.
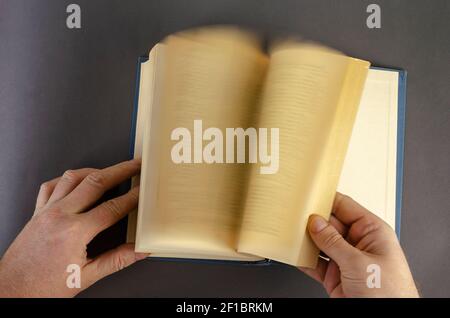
[395,70,407,239]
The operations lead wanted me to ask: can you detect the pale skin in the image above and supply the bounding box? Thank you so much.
[0,159,418,297]
[0,159,147,297]
[300,196,419,297]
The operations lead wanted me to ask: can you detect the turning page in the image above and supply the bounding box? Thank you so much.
[134,28,267,260]
[237,43,370,267]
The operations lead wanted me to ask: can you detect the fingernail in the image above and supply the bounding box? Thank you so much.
[309,215,328,233]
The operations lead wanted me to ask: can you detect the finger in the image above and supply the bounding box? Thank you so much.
[329,214,348,237]
[308,214,359,266]
[83,243,148,287]
[350,216,397,254]
[35,177,61,211]
[347,214,381,246]
[332,192,377,226]
[61,159,141,213]
[322,260,341,296]
[47,168,97,205]
[83,186,140,240]
[329,283,345,298]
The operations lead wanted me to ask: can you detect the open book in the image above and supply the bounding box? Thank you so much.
[126,27,404,268]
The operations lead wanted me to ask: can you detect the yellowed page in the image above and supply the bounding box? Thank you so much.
[237,43,370,267]
[135,28,267,261]
[338,69,399,229]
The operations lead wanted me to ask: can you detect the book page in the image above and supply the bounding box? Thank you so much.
[135,28,267,261]
[237,43,370,267]
[338,69,399,230]
[126,47,160,243]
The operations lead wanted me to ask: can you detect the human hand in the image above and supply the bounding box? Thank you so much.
[299,193,419,298]
[0,159,147,297]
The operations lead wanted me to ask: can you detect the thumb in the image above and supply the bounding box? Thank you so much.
[308,215,358,266]
[83,243,148,287]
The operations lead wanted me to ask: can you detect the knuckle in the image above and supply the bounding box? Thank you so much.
[33,209,53,224]
[85,171,106,189]
[40,204,63,219]
[322,229,343,250]
[103,199,123,218]
[333,193,353,212]
[40,181,51,191]
[112,253,129,272]
[361,218,377,234]
[35,208,64,228]
[354,216,380,238]
[65,218,84,236]
[62,170,78,183]
[128,188,139,201]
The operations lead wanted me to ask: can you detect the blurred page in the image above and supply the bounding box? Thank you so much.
[238,43,370,267]
[135,28,267,260]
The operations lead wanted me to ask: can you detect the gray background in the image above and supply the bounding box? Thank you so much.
[0,0,449,297]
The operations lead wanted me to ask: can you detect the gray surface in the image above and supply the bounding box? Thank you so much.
[0,0,449,297]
